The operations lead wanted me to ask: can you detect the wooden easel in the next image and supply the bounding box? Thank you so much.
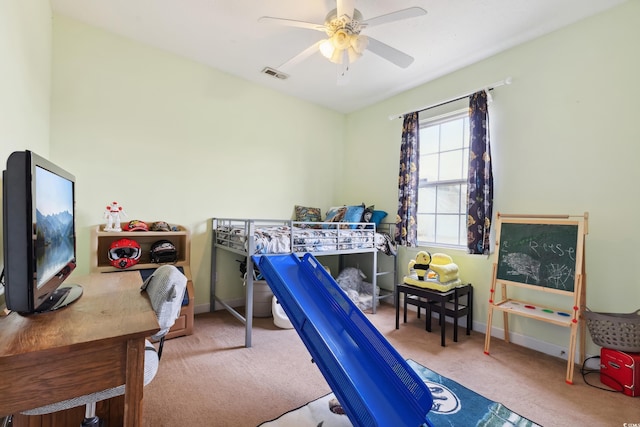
[483,213,588,384]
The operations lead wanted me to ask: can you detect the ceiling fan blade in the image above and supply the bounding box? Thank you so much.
[277,40,323,72]
[366,37,415,68]
[337,0,355,20]
[362,7,427,28]
[258,16,325,32]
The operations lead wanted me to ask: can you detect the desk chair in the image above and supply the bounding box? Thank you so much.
[18,265,188,427]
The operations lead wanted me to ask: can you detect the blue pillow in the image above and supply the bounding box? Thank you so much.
[342,205,365,229]
[370,210,388,228]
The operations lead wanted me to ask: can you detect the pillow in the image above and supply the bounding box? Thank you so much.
[323,206,347,228]
[360,205,375,225]
[342,204,366,229]
[370,210,388,228]
[358,205,383,229]
[294,205,322,227]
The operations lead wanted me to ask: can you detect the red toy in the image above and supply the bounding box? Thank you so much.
[600,348,640,397]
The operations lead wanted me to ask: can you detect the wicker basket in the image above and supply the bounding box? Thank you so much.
[584,308,640,352]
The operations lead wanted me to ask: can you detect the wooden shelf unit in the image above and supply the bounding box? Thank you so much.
[90,224,194,339]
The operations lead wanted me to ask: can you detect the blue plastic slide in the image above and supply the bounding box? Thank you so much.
[254,253,434,427]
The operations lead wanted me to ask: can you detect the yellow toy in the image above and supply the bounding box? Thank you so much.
[407,251,432,281]
[429,253,460,284]
[404,252,462,292]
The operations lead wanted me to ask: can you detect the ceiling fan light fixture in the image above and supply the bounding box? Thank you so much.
[319,39,335,59]
[322,32,368,64]
[259,5,425,77]
[331,29,351,50]
[329,47,345,64]
[347,46,361,63]
[350,34,368,54]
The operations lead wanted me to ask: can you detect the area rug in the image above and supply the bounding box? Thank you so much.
[259,359,540,427]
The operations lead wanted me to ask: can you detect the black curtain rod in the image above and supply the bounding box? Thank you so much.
[388,77,512,120]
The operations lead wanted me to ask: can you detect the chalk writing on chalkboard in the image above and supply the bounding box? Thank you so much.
[496,223,579,292]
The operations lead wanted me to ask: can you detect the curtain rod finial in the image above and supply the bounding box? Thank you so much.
[485,88,493,103]
[505,76,513,85]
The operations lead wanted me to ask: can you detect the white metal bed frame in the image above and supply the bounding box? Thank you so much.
[210,217,396,347]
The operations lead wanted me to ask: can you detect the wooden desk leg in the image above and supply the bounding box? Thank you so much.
[124,338,146,427]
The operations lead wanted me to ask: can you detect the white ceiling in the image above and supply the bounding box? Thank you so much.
[50,0,626,113]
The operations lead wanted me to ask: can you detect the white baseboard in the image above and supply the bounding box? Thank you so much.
[194,303,211,314]
[194,297,245,315]
[400,302,593,364]
[478,319,595,365]
[198,298,596,366]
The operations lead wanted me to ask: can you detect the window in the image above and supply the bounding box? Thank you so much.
[417,109,469,247]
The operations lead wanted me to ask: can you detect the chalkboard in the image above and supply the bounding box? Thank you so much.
[496,222,579,292]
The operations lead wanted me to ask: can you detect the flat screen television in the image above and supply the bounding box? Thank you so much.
[2,150,82,314]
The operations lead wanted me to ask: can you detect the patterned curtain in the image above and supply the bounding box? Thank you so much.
[467,91,493,254]
[395,112,420,246]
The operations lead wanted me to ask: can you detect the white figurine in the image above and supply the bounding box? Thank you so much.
[104,201,126,231]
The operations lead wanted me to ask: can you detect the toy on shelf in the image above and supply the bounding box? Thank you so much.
[108,238,141,269]
[404,252,462,292]
[103,201,127,232]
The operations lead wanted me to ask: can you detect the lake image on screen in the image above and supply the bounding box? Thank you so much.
[35,166,74,288]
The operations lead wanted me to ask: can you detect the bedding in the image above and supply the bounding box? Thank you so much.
[215,222,394,255]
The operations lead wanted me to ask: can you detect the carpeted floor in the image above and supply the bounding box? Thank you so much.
[141,303,639,426]
[259,359,540,426]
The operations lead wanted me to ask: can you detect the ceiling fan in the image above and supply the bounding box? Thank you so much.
[259,0,427,83]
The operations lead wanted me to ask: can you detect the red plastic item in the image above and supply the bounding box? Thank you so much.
[600,348,640,397]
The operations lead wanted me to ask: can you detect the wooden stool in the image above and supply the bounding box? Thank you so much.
[427,284,473,343]
[396,283,473,347]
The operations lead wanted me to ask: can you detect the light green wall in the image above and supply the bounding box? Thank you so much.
[50,15,345,306]
[343,1,640,354]
[0,0,51,162]
[2,0,638,356]
[0,0,52,306]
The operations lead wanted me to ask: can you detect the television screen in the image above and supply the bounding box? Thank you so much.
[2,150,81,314]
[34,165,75,289]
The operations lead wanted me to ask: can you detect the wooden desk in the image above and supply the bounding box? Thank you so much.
[396,283,473,347]
[0,272,158,426]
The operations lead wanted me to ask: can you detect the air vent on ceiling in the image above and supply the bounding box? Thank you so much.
[261,67,289,80]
